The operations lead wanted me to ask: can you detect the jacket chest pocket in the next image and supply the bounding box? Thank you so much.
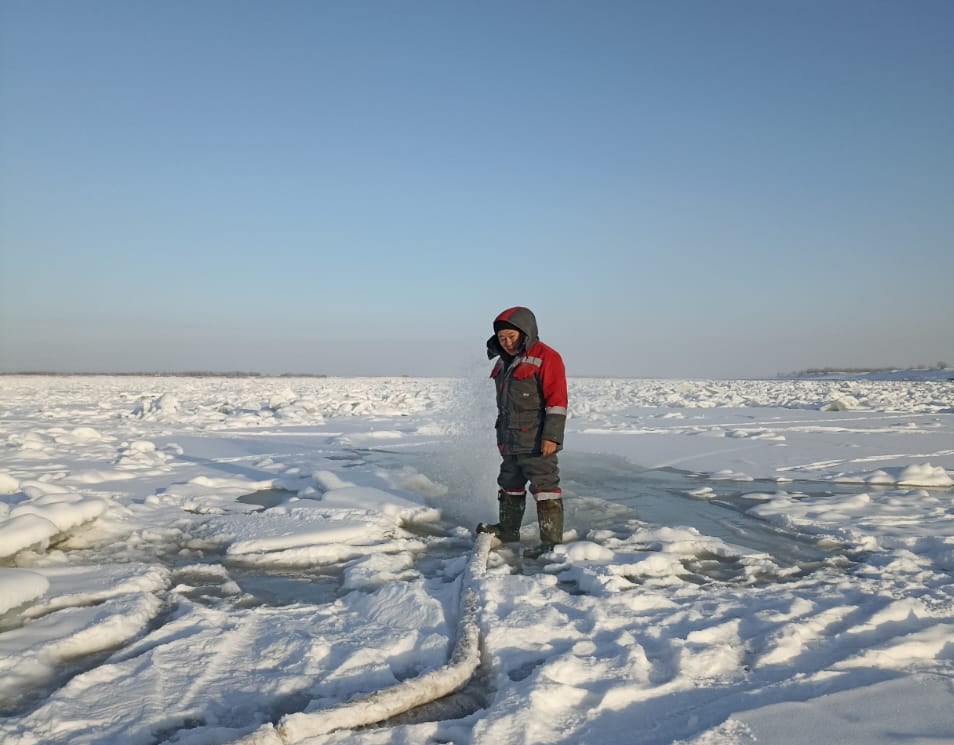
[509,376,540,414]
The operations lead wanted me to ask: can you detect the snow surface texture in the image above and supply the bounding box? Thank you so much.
[0,374,953,745]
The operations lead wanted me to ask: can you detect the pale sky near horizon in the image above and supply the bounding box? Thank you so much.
[1,1,952,378]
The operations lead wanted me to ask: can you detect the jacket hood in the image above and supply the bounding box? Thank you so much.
[487,306,539,359]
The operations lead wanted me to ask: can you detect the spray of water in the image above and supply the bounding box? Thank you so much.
[420,366,501,529]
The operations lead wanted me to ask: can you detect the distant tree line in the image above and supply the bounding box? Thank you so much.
[784,362,950,377]
[0,371,330,378]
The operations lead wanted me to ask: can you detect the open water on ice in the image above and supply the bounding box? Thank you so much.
[222,444,888,596]
[362,446,876,582]
[9,444,883,621]
[558,451,851,567]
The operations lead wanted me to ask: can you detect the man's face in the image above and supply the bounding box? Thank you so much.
[497,329,521,356]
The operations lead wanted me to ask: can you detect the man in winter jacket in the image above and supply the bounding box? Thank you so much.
[477,306,568,558]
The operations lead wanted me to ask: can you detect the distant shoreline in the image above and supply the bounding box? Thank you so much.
[783,365,951,376]
[0,371,332,378]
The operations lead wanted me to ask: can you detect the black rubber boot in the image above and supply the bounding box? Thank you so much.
[476,490,525,543]
[523,498,564,559]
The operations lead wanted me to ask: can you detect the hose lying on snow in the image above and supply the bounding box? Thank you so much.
[235,532,494,745]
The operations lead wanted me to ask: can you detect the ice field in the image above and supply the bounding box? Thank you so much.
[1,373,953,745]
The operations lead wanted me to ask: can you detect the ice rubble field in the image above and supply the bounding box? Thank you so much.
[1,374,953,745]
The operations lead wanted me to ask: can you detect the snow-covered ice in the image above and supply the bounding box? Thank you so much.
[1,373,953,744]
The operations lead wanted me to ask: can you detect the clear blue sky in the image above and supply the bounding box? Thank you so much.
[2,1,952,377]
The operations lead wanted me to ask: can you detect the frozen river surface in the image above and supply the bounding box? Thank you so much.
[1,374,953,745]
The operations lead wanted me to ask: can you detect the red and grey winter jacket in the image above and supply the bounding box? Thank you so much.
[486,307,568,456]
